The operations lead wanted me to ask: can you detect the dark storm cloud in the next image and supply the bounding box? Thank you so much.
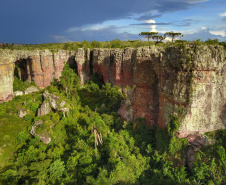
[131,22,171,26]
[157,1,195,13]
[132,19,197,27]
[61,26,140,42]
[136,14,162,21]
[0,0,209,43]
[172,19,199,26]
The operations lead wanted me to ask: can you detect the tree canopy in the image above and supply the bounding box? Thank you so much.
[152,35,165,43]
[139,32,158,41]
[0,62,226,185]
[164,32,183,42]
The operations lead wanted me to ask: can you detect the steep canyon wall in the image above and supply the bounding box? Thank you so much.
[0,45,225,137]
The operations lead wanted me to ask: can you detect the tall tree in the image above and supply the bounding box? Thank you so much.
[164,32,183,42]
[60,64,80,94]
[139,32,158,46]
[152,35,165,43]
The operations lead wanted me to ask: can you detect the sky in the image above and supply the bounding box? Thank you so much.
[0,0,225,44]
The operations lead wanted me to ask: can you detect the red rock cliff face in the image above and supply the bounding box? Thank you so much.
[91,45,226,136]
[92,48,136,88]
[0,46,225,137]
[92,47,160,125]
[0,49,85,102]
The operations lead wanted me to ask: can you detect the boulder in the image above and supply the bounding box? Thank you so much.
[14,91,23,96]
[25,86,39,95]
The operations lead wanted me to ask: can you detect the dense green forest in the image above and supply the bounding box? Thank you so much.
[1,39,226,51]
[0,63,225,184]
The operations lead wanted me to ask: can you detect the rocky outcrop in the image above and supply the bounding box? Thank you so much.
[14,91,23,96]
[37,91,69,117]
[18,109,29,118]
[0,45,225,139]
[30,120,52,144]
[24,86,39,94]
[37,99,52,117]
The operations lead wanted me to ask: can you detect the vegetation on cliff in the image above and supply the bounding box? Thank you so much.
[0,64,225,185]
[1,39,226,52]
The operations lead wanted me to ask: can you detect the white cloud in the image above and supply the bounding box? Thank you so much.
[219,12,226,22]
[209,30,226,37]
[201,27,206,30]
[144,19,157,32]
[219,12,226,17]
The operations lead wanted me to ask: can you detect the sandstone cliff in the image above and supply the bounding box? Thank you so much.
[0,45,225,138]
[0,49,85,102]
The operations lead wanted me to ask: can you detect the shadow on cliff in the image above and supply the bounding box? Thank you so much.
[67,56,78,74]
[14,58,33,82]
[220,104,226,127]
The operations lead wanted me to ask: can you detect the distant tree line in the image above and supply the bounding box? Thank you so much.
[0,37,225,51]
[0,43,22,48]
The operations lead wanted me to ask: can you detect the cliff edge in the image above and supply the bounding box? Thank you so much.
[0,45,225,137]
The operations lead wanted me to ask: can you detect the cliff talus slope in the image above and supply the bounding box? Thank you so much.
[0,45,225,137]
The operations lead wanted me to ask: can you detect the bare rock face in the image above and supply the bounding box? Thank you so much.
[37,91,69,117]
[0,49,85,102]
[92,45,226,137]
[37,99,52,117]
[0,50,15,103]
[0,45,225,143]
[132,47,160,126]
[25,86,39,95]
[92,48,136,88]
[118,88,135,122]
[75,48,88,85]
[92,49,111,84]
[14,91,23,96]
[171,45,226,136]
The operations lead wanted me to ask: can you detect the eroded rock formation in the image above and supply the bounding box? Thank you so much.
[0,49,85,102]
[0,45,225,138]
[37,91,69,117]
[91,45,226,137]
